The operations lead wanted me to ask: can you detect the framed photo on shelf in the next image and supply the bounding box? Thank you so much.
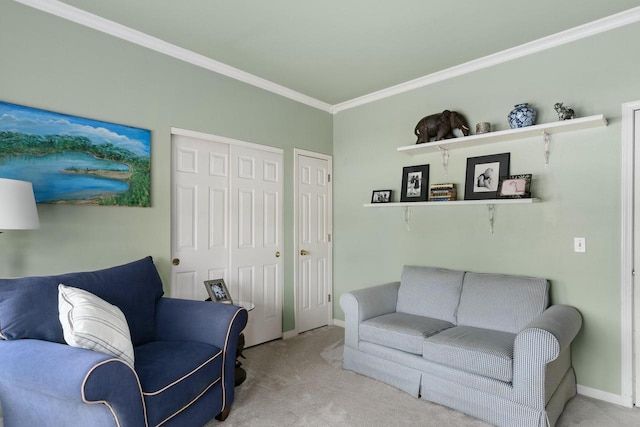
[204,279,233,304]
[371,190,392,203]
[401,164,430,202]
[464,153,510,200]
[498,174,532,198]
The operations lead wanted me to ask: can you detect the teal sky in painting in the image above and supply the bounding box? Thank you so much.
[0,101,150,157]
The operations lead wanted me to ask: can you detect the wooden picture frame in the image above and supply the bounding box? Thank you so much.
[401,164,430,202]
[464,153,510,200]
[204,279,233,304]
[498,174,532,199]
[371,190,392,203]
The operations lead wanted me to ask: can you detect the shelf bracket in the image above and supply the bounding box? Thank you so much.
[543,131,551,168]
[487,204,496,234]
[403,206,411,231]
[438,147,450,175]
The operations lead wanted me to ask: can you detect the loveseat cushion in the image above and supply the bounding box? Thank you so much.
[457,272,549,334]
[396,266,464,324]
[422,326,516,382]
[135,340,223,427]
[0,257,163,346]
[360,312,454,355]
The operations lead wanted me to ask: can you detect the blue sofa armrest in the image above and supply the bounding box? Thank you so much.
[0,339,145,427]
[154,298,248,411]
[513,304,582,407]
[339,281,400,348]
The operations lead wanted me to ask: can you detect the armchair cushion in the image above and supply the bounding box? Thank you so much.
[135,340,224,426]
[0,257,163,345]
[58,284,135,366]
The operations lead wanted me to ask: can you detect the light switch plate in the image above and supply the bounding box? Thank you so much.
[574,237,586,253]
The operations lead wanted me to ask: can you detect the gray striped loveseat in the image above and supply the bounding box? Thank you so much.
[340,266,582,427]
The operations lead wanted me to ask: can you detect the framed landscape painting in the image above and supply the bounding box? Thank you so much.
[0,101,151,206]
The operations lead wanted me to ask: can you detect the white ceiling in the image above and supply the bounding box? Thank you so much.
[15,0,640,112]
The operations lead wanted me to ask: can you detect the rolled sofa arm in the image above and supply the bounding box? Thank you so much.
[0,339,145,427]
[513,304,582,406]
[155,297,248,415]
[339,281,400,348]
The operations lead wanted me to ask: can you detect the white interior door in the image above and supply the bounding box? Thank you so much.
[295,150,332,333]
[171,131,283,347]
[230,144,283,347]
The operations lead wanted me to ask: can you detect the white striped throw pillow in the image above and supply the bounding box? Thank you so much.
[58,284,135,366]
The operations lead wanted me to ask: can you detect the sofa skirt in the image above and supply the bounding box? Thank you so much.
[342,344,576,427]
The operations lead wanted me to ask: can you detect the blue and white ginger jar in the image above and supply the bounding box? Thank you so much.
[508,103,536,129]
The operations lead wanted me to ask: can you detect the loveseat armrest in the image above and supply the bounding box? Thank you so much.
[339,281,400,348]
[0,339,145,427]
[513,304,582,407]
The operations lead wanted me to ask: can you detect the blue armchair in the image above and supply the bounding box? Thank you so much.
[0,257,248,427]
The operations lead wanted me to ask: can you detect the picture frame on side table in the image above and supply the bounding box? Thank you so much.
[401,164,430,202]
[498,174,532,199]
[371,190,392,203]
[464,153,510,200]
[204,279,233,304]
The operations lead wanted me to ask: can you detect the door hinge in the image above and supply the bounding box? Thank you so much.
[328,174,331,183]
[328,233,331,243]
[328,294,331,303]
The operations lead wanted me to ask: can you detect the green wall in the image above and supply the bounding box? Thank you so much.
[0,2,332,334]
[333,22,640,395]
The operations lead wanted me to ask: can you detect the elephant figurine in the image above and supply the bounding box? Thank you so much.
[414,110,470,144]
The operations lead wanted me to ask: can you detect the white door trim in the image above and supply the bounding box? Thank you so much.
[621,99,640,408]
[171,127,283,155]
[293,149,333,335]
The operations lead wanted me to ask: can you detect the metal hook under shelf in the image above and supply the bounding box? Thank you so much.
[487,204,496,234]
[438,147,450,175]
[543,131,551,168]
[403,206,411,231]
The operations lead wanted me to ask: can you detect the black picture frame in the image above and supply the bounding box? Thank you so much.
[464,153,510,200]
[401,164,430,202]
[498,174,532,199]
[371,190,392,203]
[204,279,233,304]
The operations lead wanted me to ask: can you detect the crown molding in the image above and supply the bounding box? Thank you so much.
[14,1,640,115]
[14,0,333,113]
[331,6,640,114]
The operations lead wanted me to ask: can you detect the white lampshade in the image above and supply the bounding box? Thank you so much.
[0,178,40,231]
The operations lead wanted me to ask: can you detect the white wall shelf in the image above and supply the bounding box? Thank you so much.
[364,198,541,233]
[397,114,607,157]
[363,198,540,208]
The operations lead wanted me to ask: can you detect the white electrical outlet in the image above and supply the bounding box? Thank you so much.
[574,237,586,253]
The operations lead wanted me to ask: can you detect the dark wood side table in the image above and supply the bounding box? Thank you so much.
[204,299,255,386]
[233,301,255,386]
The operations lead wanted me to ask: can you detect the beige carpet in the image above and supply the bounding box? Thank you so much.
[208,326,640,427]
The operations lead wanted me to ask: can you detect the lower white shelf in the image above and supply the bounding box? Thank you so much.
[363,198,540,208]
[364,198,540,233]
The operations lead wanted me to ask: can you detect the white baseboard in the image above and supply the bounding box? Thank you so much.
[282,330,298,340]
[332,319,345,328]
[577,385,633,408]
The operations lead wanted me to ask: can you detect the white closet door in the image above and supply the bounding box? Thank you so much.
[171,132,283,347]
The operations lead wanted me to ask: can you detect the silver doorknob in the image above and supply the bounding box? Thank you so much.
[300,249,309,256]
[172,258,180,266]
